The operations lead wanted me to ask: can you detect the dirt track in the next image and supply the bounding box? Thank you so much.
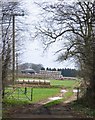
[4,94,93,119]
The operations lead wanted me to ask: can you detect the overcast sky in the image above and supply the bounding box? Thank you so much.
[18,0,77,69]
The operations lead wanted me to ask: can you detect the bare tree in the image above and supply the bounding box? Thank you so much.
[1,1,24,97]
[2,3,13,97]
[35,1,95,102]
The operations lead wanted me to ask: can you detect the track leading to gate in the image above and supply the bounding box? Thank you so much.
[5,92,93,119]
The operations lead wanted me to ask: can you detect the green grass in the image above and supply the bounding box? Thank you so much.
[4,87,61,105]
[17,78,79,88]
[50,79,77,88]
[44,99,63,107]
[33,88,60,103]
[4,79,79,107]
[43,79,79,107]
[44,91,73,107]
[3,98,30,106]
[3,79,82,118]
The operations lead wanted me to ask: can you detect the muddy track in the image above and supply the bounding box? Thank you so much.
[4,94,92,119]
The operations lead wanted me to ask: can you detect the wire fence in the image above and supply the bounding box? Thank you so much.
[4,87,33,101]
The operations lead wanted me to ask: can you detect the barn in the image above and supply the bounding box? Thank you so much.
[21,69,36,75]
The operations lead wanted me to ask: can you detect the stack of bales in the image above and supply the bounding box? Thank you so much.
[16,79,50,86]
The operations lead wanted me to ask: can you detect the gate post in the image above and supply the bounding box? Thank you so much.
[31,88,33,101]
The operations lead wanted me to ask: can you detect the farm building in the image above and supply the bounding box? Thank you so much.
[20,69,63,79]
[21,69,36,75]
[30,70,63,79]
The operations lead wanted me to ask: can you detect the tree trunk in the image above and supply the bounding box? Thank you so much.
[85,75,95,107]
[90,75,95,98]
[2,69,6,98]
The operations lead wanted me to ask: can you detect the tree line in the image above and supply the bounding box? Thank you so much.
[41,67,78,77]
[19,63,78,77]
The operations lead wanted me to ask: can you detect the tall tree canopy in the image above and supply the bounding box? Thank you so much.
[35,1,95,102]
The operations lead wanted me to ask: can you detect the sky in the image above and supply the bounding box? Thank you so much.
[17,0,77,69]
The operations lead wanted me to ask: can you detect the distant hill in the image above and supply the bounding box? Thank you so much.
[18,63,43,73]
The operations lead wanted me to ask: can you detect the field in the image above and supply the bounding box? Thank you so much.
[3,79,81,118]
[3,79,95,117]
[4,88,61,105]
[4,79,79,105]
[50,79,77,88]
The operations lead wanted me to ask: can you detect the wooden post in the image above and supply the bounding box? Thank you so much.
[18,87,19,100]
[24,87,27,95]
[16,53,18,81]
[31,88,33,101]
[77,87,79,101]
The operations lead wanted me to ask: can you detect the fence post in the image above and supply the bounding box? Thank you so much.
[24,87,27,95]
[18,87,19,100]
[31,88,33,101]
[77,87,79,101]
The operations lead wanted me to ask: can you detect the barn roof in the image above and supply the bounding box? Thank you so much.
[21,68,36,72]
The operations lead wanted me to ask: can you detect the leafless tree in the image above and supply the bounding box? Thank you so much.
[1,1,25,97]
[35,1,95,102]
